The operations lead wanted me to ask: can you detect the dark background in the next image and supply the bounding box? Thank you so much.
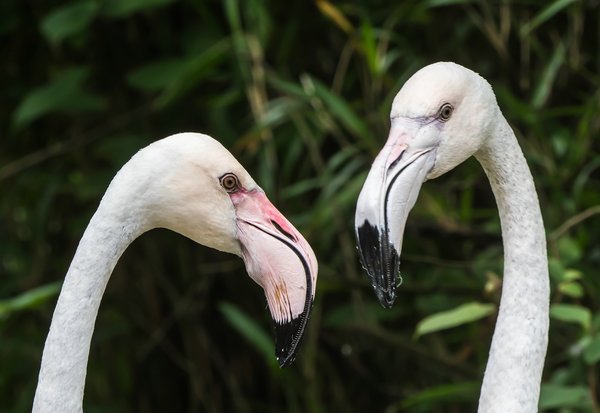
[1,0,599,412]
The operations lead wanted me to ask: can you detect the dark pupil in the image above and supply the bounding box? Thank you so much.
[225,177,235,188]
[442,106,452,119]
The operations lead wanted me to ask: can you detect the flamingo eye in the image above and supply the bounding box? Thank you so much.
[438,103,453,121]
[220,173,240,193]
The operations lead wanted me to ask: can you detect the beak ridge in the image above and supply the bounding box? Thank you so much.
[355,127,437,307]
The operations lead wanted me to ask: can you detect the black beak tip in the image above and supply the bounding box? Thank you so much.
[374,286,396,309]
[273,307,311,367]
[276,350,295,368]
[356,220,401,309]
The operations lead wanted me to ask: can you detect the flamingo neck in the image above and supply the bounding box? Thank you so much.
[33,185,147,413]
[475,115,549,412]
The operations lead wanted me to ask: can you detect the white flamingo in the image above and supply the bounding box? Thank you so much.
[33,132,318,413]
[355,62,548,412]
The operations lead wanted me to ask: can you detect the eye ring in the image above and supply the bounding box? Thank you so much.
[438,103,453,121]
[220,173,240,193]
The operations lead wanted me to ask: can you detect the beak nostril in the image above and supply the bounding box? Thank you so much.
[270,219,297,242]
[388,150,405,170]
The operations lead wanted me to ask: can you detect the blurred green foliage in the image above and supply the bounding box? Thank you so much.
[1,0,599,411]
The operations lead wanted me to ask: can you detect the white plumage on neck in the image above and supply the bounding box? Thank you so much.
[33,195,142,412]
[476,116,549,412]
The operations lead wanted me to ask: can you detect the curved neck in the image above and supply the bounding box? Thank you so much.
[475,115,549,412]
[33,191,146,412]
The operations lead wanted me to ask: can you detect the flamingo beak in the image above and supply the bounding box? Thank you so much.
[231,190,317,367]
[355,119,437,308]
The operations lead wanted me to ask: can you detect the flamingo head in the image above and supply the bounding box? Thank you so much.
[355,62,498,307]
[125,133,318,366]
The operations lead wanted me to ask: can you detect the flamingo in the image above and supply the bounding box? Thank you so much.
[355,62,548,412]
[33,132,318,413]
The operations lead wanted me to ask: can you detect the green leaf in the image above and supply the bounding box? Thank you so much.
[558,237,582,265]
[13,67,106,127]
[0,282,61,320]
[583,334,600,365]
[268,74,309,98]
[520,0,578,37]
[218,302,277,367]
[258,97,305,129]
[322,158,364,199]
[99,0,176,18]
[243,0,272,46]
[415,302,495,338]
[539,384,592,410]
[301,75,370,144]
[401,382,480,409]
[360,21,378,76]
[557,281,583,298]
[224,0,241,33]
[531,41,565,109]
[281,178,321,200]
[548,257,565,283]
[127,59,188,92]
[550,304,591,331]
[495,86,538,125]
[155,39,230,107]
[563,269,583,282]
[40,1,99,44]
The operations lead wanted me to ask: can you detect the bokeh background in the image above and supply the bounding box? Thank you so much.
[2,0,600,412]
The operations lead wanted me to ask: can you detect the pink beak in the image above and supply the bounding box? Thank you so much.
[230,189,318,367]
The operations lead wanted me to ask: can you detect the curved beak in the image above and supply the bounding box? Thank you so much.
[355,119,437,308]
[231,190,317,367]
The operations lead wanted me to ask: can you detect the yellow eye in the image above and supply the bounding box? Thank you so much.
[220,173,240,192]
[438,103,453,121]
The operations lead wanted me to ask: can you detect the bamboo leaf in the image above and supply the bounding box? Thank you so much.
[99,0,176,18]
[13,67,106,127]
[558,281,584,298]
[583,334,600,365]
[558,237,582,265]
[127,59,188,92]
[401,382,480,409]
[155,40,231,107]
[0,282,61,320]
[360,22,377,75]
[520,0,578,36]
[531,41,565,109]
[550,304,591,331]
[302,75,370,143]
[218,302,277,368]
[315,0,353,33]
[40,1,98,44]
[539,384,593,410]
[415,302,495,338]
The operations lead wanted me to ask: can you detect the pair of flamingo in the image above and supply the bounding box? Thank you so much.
[33,62,548,413]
